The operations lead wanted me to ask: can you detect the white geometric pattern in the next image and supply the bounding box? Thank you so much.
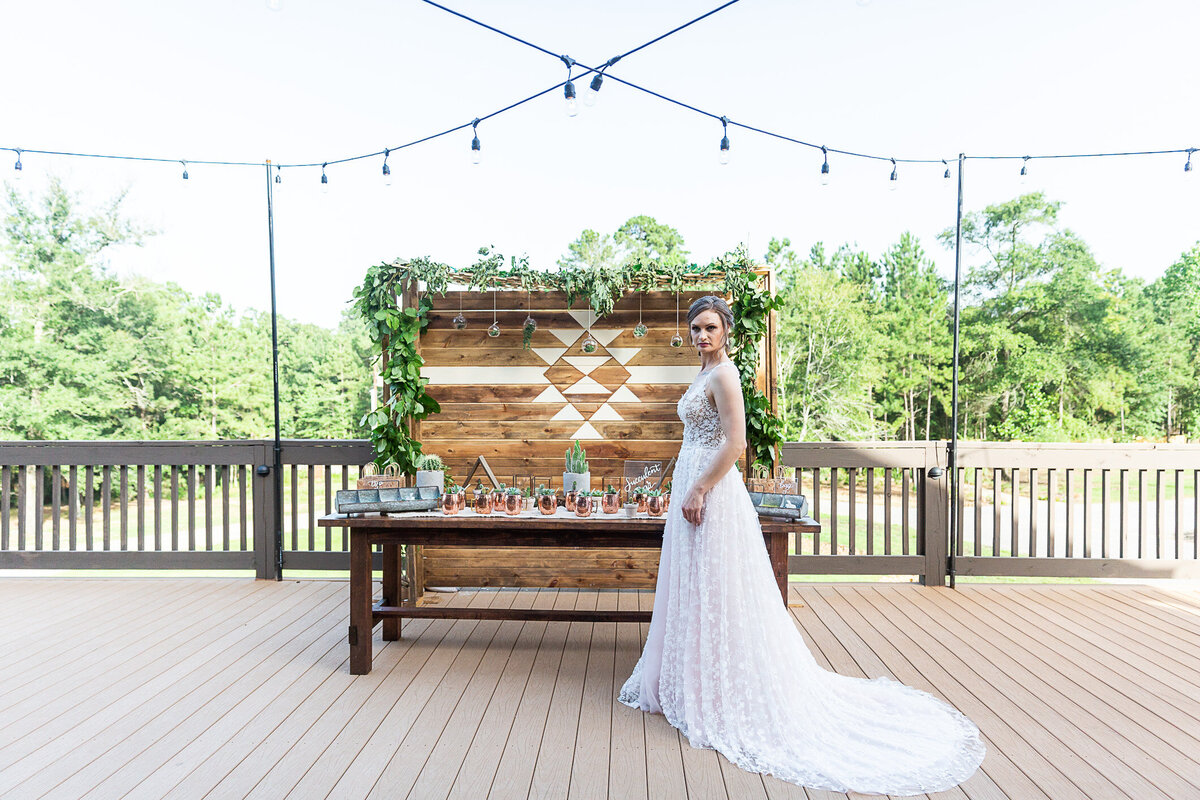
[626,365,701,384]
[590,328,623,346]
[590,404,624,421]
[550,404,585,421]
[570,421,603,440]
[564,376,609,394]
[606,347,641,365]
[608,385,643,403]
[422,366,550,384]
[532,347,568,365]
[549,328,583,346]
[563,356,612,375]
[533,385,568,403]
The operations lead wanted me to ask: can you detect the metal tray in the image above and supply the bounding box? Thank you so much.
[335,486,441,513]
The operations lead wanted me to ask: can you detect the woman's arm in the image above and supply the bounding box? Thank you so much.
[680,366,747,525]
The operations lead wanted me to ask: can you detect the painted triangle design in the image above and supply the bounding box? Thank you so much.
[532,347,568,365]
[532,385,568,403]
[563,376,609,394]
[590,404,624,421]
[570,421,603,440]
[590,328,623,346]
[606,347,641,366]
[608,384,643,403]
[566,309,594,329]
[550,404,585,422]
[549,328,584,347]
[563,356,612,375]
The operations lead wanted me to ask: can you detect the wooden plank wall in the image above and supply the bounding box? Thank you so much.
[415,284,770,588]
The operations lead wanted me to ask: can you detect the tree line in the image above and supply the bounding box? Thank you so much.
[2,181,1196,443]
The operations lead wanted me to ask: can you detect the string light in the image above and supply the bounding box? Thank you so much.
[382,149,392,186]
[470,118,481,165]
[320,163,328,193]
[888,157,898,190]
[561,55,578,117]
[719,116,730,165]
[584,73,603,106]
[1185,149,1194,173]
[12,149,22,181]
[180,161,189,181]
[943,159,951,180]
[275,165,282,184]
[820,146,830,185]
[1019,155,1030,182]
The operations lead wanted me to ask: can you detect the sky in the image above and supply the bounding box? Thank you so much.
[2,0,1197,329]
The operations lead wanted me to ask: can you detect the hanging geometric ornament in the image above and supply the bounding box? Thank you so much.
[580,306,598,353]
[487,288,500,337]
[670,290,683,348]
[452,286,467,329]
[633,292,647,338]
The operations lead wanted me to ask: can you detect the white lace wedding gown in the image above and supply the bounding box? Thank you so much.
[618,360,985,796]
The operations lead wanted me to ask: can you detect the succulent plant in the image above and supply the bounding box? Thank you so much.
[415,453,444,471]
[565,440,589,474]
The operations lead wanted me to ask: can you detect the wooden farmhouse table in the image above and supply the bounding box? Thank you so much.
[319,509,820,674]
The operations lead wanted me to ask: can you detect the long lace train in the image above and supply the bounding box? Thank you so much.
[617,362,985,796]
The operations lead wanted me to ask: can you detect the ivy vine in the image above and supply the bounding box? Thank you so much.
[352,246,784,473]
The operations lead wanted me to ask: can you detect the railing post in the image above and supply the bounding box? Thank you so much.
[253,440,279,580]
[919,440,949,586]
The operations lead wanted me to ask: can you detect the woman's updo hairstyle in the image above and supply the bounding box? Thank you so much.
[686,295,735,351]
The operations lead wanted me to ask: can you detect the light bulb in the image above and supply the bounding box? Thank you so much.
[487,321,500,337]
[584,73,603,106]
[1019,158,1029,183]
[13,154,23,181]
[275,167,282,184]
[888,160,898,191]
[181,161,189,181]
[453,313,467,330]
[633,323,647,338]
[564,81,578,117]
[719,135,730,165]
[383,162,392,186]
[320,171,329,194]
[471,136,481,165]
[820,160,830,186]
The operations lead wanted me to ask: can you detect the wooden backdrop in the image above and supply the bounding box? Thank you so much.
[409,275,776,589]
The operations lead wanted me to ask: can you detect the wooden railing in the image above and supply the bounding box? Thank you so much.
[3,439,1197,582]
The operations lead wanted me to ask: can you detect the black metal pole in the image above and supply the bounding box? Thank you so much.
[266,161,283,581]
[949,153,965,589]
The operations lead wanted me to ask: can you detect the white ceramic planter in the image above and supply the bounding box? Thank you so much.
[562,471,591,493]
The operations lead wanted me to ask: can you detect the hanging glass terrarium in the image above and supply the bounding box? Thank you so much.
[633,292,647,338]
[487,288,500,337]
[670,290,683,347]
[580,306,597,353]
[452,288,467,329]
[522,290,537,349]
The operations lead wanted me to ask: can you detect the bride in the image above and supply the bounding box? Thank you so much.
[617,296,985,796]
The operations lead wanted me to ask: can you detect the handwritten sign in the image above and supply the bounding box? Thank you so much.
[622,460,663,496]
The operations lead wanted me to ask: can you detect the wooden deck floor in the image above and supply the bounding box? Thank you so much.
[0,579,1198,800]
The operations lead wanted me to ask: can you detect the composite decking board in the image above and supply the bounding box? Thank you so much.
[928,588,1200,796]
[443,589,557,800]
[609,588,650,800]
[0,577,214,678]
[969,586,1200,749]
[326,588,504,799]
[1055,587,1200,661]
[895,587,1198,800]
[2,581,1199,799]
[241,608,458,800]
[64,582,348,800]
[857,587,1131,800]
[160,589,432,800]
[567,590,618,800]
[983,587,1200,718]
[526,589,601,799]
[368,588,528,800]
[0,578,297,773]
[6,582,342,800]
[819,587,1057,800]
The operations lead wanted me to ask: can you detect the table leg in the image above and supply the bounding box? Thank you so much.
[381,542,402,641]
[766,530,788,605]
[349,528,373,674]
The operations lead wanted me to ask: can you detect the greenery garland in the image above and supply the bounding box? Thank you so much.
[351,246,783,472]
